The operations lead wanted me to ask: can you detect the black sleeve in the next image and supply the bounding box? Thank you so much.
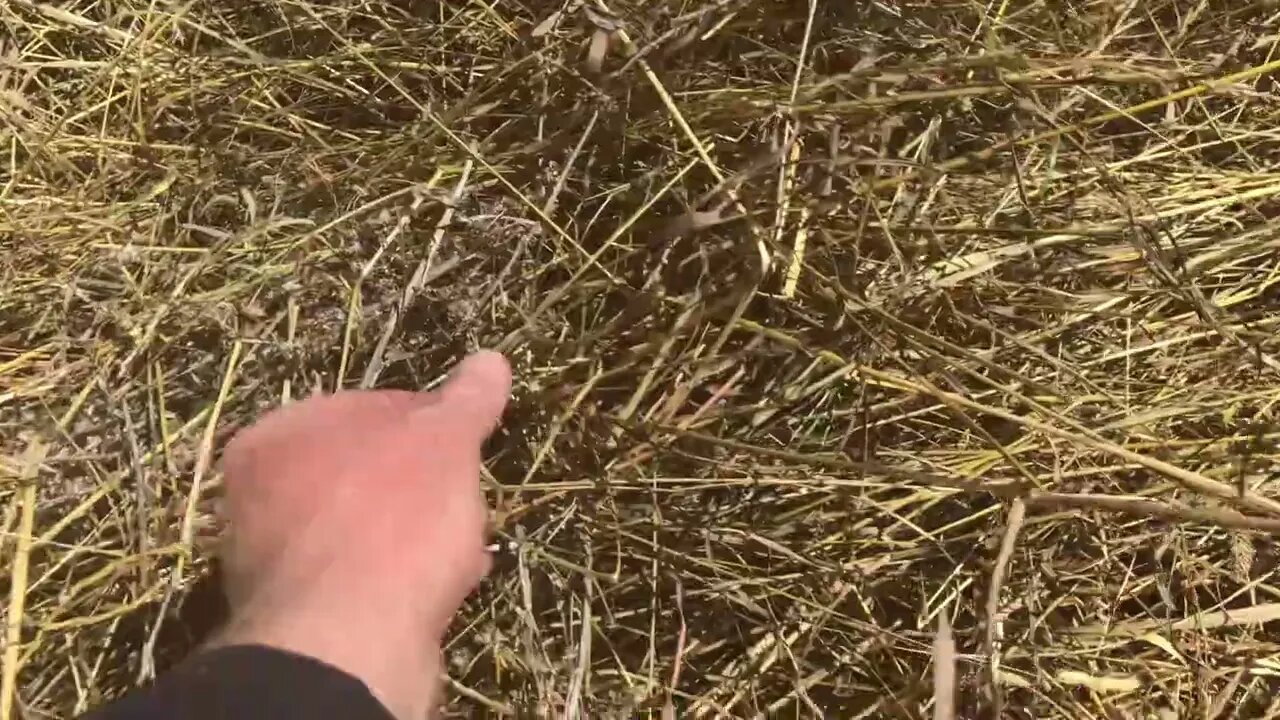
[83,645,396,720]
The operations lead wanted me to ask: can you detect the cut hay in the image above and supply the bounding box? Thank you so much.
[6,0,1280,717]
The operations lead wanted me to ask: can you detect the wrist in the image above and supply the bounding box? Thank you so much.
[215,591,443,720]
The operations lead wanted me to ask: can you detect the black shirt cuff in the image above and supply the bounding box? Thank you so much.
[83,645,396,720]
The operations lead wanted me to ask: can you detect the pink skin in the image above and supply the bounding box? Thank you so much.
[214,351,511,720]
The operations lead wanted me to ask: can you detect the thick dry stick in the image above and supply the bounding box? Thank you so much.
[1,440,46,720]
[729,320,1280,515]
[933,610,956,720]
[854,365,1280,517]
[665,426,1028,497]
[985,499,1026,717]
[1026,492,1280,534]
[664,425,1280,535]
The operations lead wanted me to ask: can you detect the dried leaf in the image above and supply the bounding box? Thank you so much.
[933,612,955,720]
[582,5,621,32]
[0,89,31,112]
[1075,602,1280,637]
[1055,670,1141,694]
[1139,633,1185,665]
[993,668,1033,688]
[531,10,563,37]
[586,29,610,73]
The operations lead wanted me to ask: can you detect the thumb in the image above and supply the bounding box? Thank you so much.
[421,350,511,443]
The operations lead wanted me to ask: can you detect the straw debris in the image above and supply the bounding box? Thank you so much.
[6,0,1280,717]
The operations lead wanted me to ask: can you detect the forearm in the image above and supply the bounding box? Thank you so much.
[211,567,446,720]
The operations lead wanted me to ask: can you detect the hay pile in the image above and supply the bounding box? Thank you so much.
[6,0,1280,716]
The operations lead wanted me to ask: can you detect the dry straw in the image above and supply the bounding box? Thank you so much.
[5,0,1280,717]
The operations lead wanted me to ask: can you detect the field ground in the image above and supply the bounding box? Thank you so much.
[7,0,1280,717]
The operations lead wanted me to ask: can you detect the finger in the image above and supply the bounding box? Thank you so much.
[418,350,511,443]
[225,389,421,463]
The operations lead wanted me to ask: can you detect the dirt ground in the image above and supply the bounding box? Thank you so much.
[6,0,1280,717]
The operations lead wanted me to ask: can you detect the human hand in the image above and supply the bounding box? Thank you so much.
[213,351,511,720]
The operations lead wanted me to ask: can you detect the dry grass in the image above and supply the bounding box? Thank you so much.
[6,0,1280,717]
